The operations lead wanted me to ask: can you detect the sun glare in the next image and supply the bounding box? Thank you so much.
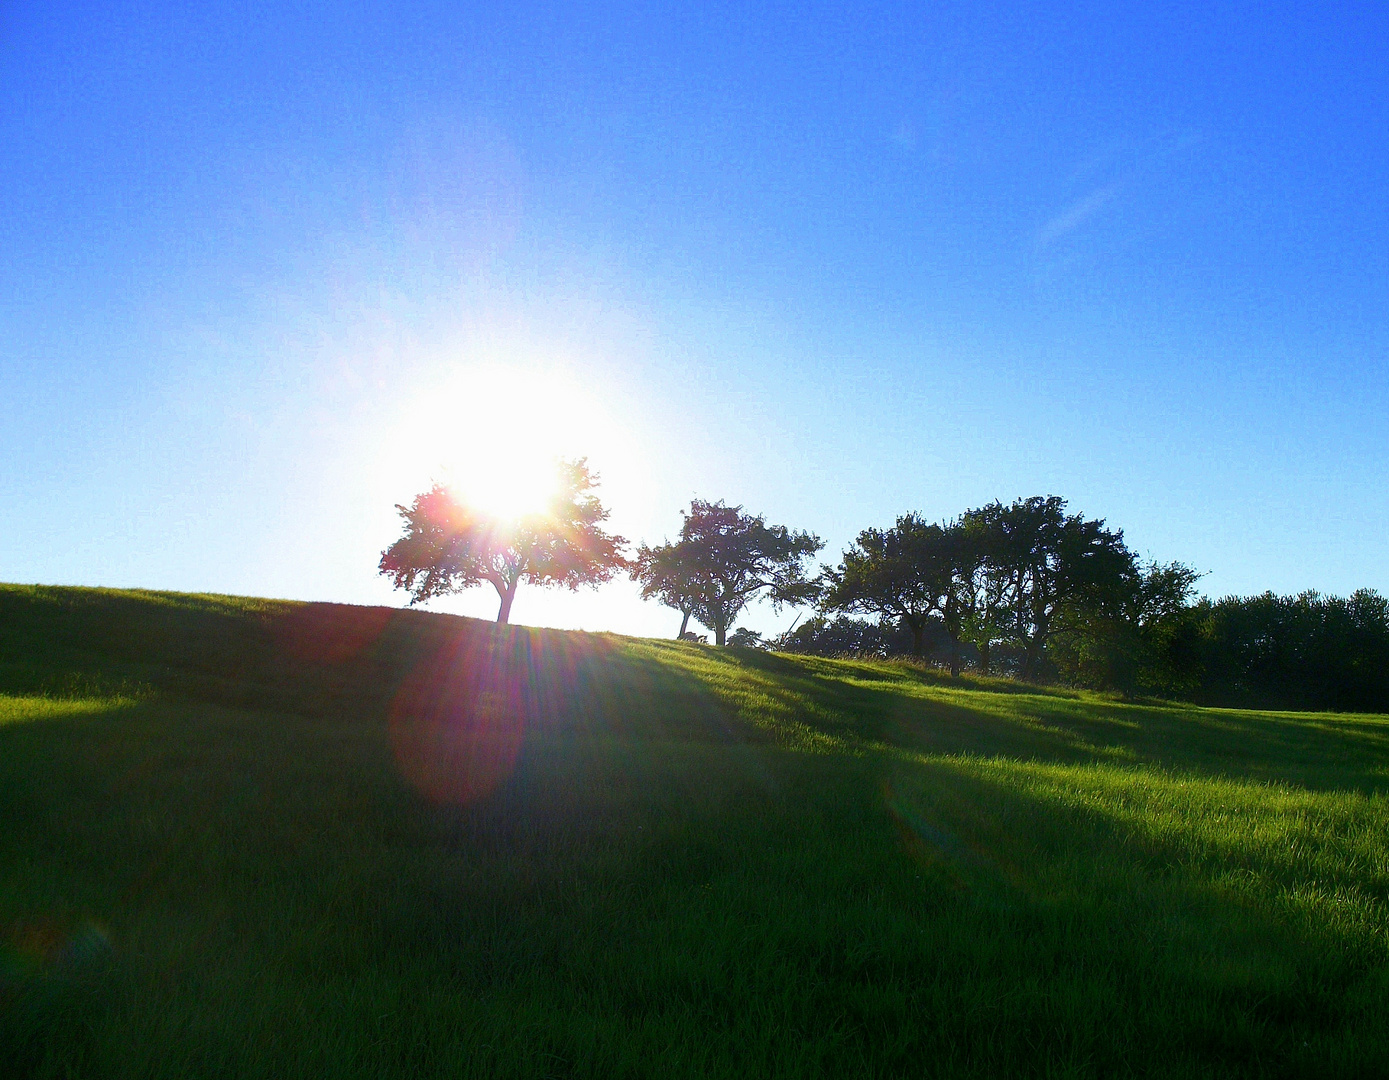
[378,360,636,529]
[451,448,559,522]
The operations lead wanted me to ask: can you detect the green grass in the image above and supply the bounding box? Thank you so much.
[4,584,1389,1078]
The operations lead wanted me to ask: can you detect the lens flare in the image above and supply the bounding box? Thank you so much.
[1,919,111,985]
[387,622,616,804]
[389,632,529,805]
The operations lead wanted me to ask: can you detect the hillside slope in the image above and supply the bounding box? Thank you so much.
[4,585,1389,1078]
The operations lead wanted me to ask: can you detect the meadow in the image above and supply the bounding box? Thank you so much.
[3,584,1389,1078]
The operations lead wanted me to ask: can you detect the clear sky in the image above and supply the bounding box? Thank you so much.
[3,2,1386,638]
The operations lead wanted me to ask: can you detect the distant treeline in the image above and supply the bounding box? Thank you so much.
[1190,590,1389,712]
[630,493,1388,712]
[779,590,1389,714]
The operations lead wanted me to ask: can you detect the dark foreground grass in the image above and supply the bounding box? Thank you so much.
[3,586,1389,1077]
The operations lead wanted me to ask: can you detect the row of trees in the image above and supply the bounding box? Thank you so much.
[379,462,825,647]
[776,589,1389,711]
[1190,589,1389,712]
[378,465,1196,686]
[636,495,1199,689]
[821,500,1199,682]
[378,460,1389,709]
[376,466,1202,676]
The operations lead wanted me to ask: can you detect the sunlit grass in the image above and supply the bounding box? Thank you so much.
[3,584,1389,1076]
[0,695,139,725]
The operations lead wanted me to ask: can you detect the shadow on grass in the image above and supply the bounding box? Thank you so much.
[6,610,1389,1074]
[872,752,1389,1063]
[6,582,1389,795]
[639,643,1389,793]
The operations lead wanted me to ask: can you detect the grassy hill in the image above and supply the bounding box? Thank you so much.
[4,584,1389,1078]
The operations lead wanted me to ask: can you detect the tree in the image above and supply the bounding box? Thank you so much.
[631,538,705,638]
[1124,560,1203,633]
[728,627,767,649]
[957,503,1014,676]
[379,458,627,623]
[821,514,954,660]
[1051,559,1202,693]
[1124,559,1204,694]
[1194,588,1389,711]
[986,496,1135,680]
[637,500,822,646]
[772,614,920,658]
[934,523,979,676]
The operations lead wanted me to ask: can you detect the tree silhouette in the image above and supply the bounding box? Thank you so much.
[957,502,1015,676]
[821,515,980,673]
[1195,588,1389,711]
[772,613,918,658]
[1051,559,1203,693]
[379,458,626,623]
[821,514,951,659]
[728,627,767,649]
[986,496,1134,679]
[631,538,706,638]
[638,500,821,646]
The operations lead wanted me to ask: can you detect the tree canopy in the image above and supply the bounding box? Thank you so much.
[817,496,1184,682]
[634,500,822,646]
[820,514,956,660]
[981,496,1135,679]
[1194,588,1389,711]
[379,458,626,623]
[956,501,1014,675]
[631,537,706,638]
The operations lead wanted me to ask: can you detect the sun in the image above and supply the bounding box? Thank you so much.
[375,357,644,544]
[450,449,559,523]
[382,362,587,524]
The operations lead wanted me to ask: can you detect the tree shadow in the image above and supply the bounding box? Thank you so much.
[6,594,1389,1073]
[654,645,1389,793]
[5,585,1388,797]
[867,752,1389,1067]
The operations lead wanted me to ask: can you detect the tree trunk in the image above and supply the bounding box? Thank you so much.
[1022,603,1048,680]
[714,611,727,646]
[979,640,991,676]
[1023,636,1044,680]
[949,634,961,677]
[496,582,518,624]
[678,609,691,638]
[909,619,925,658]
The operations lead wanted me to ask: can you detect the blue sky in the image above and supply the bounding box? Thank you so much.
[2,1,1386,636]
